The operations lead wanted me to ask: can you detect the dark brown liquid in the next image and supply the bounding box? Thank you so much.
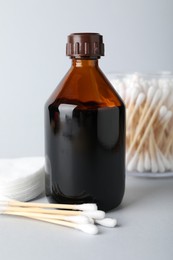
[45,102,125,211]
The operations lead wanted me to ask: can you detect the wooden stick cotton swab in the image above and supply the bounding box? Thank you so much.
[112,72,173,174]
[30,217,99,235]
[127,88,170,163]
[0,198,117,235]
[3,210,98,235]
[9,201,97,211]
[5,211,90,224]
[1,204,105,220]
[127,93,145,128]
[0,197,97,211]
[95,218,117,228]
[126,88,161,162]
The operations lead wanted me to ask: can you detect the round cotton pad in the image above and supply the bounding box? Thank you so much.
[0,157,45,201]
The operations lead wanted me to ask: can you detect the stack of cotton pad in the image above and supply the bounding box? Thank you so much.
[0,157,45,201]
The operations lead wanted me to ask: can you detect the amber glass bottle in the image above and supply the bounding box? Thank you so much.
[45,33,125,211]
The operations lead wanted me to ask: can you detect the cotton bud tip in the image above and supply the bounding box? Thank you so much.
[82,210,105,220]
[78,224,98,235]
[95,218,117,228]
[77,203,98,211]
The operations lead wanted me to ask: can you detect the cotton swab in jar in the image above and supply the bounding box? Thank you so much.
[149,131,158,173]
[149,129,171,171]
[136,151,144,172]
[165,131,173,157]
[150,130,165,173]
[126,88,140,112]
[158,106,167,122]
[126,87,161,163]
[144,151,151,171]
[137,126,170,173]
[143,130,165,173]
[127,88,170,164]
[127,92,146,128]
[145,128,168,173]
[139,85,156,113]
[157,111,173,145]
[112,72,173,174]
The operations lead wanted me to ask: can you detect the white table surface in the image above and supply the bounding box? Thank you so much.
[0,175,173,260]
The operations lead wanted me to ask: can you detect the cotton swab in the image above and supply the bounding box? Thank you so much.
[141,117,171,172]
[33,218,99,235]
[140,85,156,111]
[110,72,173,174]
[0,197,97,211]
[157,110,172,145]
[2,210,90,224]
[136,151,144,172]
[1,204,105,220]
[95,218,117,228]
[149,131,158,173]
[144,151,151,171]
[0,196,119,234]
[151,130,165,172]
[0,196,104,218]
[0,204,99,235]
[127,88,170,163]
[126,88,161,163]
[127,92,146,128]
[0,202,104,235]
[0,210,97,235]
[127,88,140,112]
[88,216,118,227]
[0,196,106,220]
[3,208,118,232]
[159,106,167,122]
[27,215,99,235]
[137,130,166,173]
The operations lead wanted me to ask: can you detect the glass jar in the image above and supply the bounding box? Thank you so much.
[108,72,173,177]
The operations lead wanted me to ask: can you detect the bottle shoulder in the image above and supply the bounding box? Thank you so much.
[95,67,125,107]
[46,66,124,108]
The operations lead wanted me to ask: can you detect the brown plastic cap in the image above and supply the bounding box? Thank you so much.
[66,32,104,58]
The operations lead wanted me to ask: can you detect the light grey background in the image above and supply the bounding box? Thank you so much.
[0,0,173,157]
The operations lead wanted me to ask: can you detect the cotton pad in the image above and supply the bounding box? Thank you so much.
[0,157,45,201]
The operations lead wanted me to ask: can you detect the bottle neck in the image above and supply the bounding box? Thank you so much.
[72,58,99,68]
